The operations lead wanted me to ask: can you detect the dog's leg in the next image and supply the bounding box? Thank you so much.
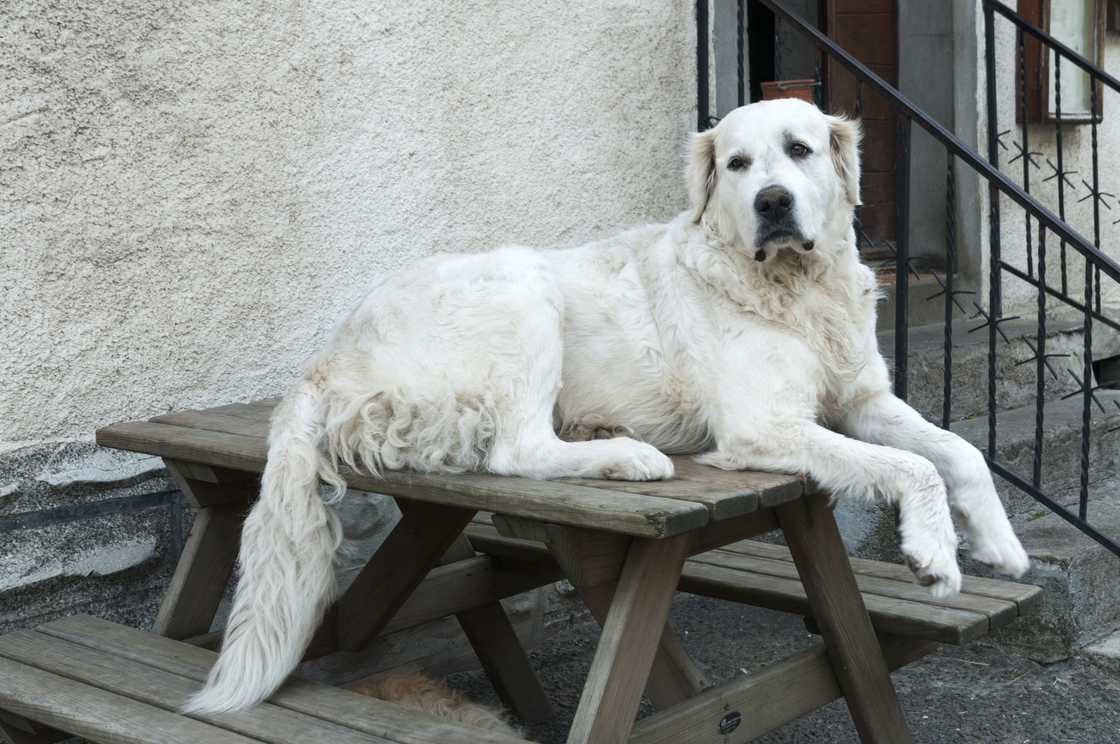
[699,420,962,596]
[487,388,673,480]
[482,290,674,482]
[490,434,675,480]
[840,393,1029,578]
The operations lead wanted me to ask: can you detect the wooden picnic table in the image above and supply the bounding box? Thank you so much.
[0,398,1041,744]
[94,397,903,743]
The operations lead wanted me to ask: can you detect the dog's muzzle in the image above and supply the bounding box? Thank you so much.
[755,185,793,224]
[753,185,810,255]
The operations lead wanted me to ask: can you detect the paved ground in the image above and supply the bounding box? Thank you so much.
[449,593,1120,744]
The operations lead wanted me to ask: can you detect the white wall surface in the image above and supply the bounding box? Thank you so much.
[0,0,698,448]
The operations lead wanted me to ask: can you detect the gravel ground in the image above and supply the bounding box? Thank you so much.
[448,594,1120,744]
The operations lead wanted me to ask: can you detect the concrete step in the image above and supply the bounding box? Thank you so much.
[835,390,1120,661]
[1082,626,1120,672]
[839,501,1120,665]
[879,315,1112,424]
[993,498,1120,663]
[950,389,1120,518]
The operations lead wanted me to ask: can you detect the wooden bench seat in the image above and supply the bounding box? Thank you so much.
[464,521,1041,646]
[0,615,531,744]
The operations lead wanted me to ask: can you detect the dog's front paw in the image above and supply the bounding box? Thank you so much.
[956,492,1031,578]
[598,440,674,481]
[901,531,962,599]
[968,524,1030,578]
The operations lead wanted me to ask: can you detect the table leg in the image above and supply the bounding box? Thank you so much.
[542,526,707,709]
[566,534,690,744]
[332,500,476,652]
[0,712,63,744]
[442,537,554,724]
[155,461,255,639]
[776,492,913,744]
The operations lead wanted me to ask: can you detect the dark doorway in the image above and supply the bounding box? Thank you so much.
[825,0,899,246]
[747,1,776,103]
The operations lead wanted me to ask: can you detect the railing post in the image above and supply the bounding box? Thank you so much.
[1017,27,1033,278]
[696,0,709,131]
[983,1,1002,458]
[736,0,745,108]
[942,158,956,429]
[1055,53,1068,294]
[1081,72,1100,521]
[1033,224,1047,489]
[894,116,911,401]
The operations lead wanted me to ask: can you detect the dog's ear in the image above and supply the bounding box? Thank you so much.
[687,128,717,223]
[827,116,862,206]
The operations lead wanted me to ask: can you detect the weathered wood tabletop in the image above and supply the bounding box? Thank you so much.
[97,398,809,538]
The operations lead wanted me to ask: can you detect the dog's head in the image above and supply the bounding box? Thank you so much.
[687,99,861,263]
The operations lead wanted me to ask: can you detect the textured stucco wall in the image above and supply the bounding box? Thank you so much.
[0,0,697,628]
[2,0,697,447]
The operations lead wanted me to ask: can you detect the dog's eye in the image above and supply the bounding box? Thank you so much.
[789,142,812,159]
[726,156,749,171]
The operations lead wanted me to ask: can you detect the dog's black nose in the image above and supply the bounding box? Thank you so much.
[755,186,793,223]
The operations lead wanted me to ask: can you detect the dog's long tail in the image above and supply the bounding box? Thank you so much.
[183,377,344,713]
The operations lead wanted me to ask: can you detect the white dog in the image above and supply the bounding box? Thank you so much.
[185,99,1030,714]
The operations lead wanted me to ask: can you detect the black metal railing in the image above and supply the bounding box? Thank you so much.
[696,0,1120,556]
[983,1,1120,529]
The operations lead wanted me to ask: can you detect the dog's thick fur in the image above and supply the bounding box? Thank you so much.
[184,99,1030,714]
[350,673,523,738]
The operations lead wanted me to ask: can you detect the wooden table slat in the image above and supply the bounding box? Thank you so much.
[680,560,984,645]
[559,458,804,519]
[0,631,390,744]
[690,549,1017,626]
[37,616,531,744]
[720,539,1042,613]
[141,401,805,522]
[153,409,269,439]
[96,421,710,538]
[0,655,260,744]
[198,402,275,422]
[556,477,759,520]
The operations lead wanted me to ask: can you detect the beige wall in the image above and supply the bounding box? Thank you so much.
[0,0,698,449]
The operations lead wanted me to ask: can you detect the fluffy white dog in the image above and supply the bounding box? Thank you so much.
[186,99,1030,713]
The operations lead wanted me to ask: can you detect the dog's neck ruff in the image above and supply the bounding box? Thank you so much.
[680,219,872,382]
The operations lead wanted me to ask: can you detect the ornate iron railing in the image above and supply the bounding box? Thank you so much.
[696,0,1120,556]
[981,1,1120,539]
